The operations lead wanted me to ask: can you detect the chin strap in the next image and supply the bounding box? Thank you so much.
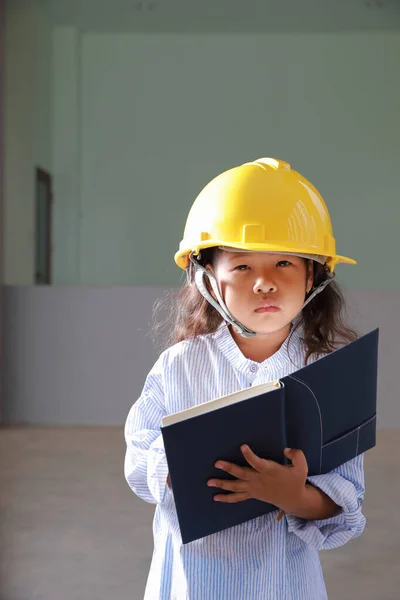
[191,255,256,338]
[302,271,335,309]
[189,253,335,338]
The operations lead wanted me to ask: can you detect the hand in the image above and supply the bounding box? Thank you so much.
[207,445,308,515]
[167,473,171,489]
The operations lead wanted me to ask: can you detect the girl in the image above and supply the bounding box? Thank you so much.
[124,157,365,599]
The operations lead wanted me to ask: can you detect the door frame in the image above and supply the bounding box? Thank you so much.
[0,0,5,421]
[35,167,53,285]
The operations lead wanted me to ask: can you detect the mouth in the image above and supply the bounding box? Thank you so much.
[254,304,281,313]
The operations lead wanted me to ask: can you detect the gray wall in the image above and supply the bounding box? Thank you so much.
[2,286,399,427]
[2,286,164,425]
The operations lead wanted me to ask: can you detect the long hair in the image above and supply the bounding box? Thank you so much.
[152,248,357,363]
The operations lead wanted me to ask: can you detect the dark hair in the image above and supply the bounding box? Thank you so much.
[152,248,357,363]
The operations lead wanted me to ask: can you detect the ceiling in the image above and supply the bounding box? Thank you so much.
[48,0,400,33]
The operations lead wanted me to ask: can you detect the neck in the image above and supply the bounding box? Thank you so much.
[229,324,291,363]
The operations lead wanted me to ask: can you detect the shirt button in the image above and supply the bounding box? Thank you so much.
[250,364,258,373]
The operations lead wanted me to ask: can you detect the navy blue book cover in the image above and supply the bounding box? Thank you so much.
[282,329,378,476]
[161,328,379,544]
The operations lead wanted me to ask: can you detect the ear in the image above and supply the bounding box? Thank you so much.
[204,263,215,275]
[202,263,218,300]
[306,261,314,293]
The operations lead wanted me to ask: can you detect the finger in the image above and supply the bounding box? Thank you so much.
[284,448,308,473]
[213,491,249,503]
[240,445,272,472]
[214,460,252,481]
[207,478,248,493]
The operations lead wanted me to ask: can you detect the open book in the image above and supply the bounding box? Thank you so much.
[162,380,280,427]
[161,329,379,544]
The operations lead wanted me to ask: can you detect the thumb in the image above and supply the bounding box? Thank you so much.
[284,448,308,472]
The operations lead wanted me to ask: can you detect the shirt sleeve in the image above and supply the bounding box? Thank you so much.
[285,454,366,550]
[124,359,169,505]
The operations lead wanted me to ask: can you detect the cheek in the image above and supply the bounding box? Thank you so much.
[219,278,237,301]
[218,276,249,306]
[214,275,231,301]
[283,275,308,302]
[216,271,239,289]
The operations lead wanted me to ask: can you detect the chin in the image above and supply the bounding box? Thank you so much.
[243,316,292,336]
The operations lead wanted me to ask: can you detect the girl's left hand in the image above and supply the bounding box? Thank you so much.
[207,445,308,514]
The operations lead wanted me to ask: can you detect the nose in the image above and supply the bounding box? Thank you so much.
[253,275,277,294]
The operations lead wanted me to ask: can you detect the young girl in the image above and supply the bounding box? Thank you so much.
[124,157,365,599]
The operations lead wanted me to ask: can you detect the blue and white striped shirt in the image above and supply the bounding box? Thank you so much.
[124,323,365,599]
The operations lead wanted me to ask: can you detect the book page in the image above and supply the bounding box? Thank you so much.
[161,380,280,427]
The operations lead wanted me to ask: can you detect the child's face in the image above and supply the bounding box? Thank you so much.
[208,250,313,336]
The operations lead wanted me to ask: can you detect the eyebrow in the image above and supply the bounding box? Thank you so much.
[226,252,253,259]
[225,252,301,262]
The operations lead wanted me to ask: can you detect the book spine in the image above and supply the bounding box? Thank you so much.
[281,381,289,465]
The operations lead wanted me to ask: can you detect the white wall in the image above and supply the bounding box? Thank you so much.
[4,0,52,284]
[2,5,400,426]
[52,31,400,289]
[51,27,81,284]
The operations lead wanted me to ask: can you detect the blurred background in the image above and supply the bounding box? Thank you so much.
[0,0,399,598]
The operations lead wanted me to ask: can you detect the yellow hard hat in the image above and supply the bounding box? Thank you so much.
[174,157,356,273]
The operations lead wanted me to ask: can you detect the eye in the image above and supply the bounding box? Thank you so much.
[234,264,250,271]
[277,260,292,267]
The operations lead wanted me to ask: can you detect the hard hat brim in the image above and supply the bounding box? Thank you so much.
[175,242,356,272]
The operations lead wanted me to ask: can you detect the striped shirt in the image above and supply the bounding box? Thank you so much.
[124,322,365,599]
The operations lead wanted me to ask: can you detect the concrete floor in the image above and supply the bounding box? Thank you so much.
[0,428,399,600]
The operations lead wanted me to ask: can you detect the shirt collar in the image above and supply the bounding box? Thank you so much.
[213,321,304,373]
